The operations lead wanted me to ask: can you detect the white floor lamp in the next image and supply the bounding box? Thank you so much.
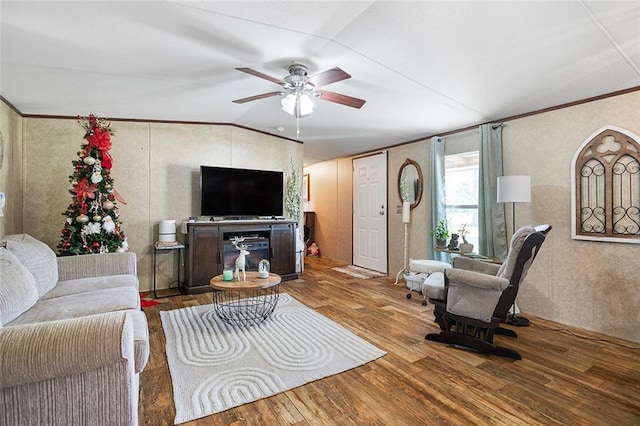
[393,201,411,285]
[497,175,531,326]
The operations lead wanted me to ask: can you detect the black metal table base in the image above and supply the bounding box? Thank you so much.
[212,285,280,327]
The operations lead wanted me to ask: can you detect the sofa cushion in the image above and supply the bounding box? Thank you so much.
[7,286,140,326]
[2,234,58,297]
[41,274,138,301]
[0,247,39,325]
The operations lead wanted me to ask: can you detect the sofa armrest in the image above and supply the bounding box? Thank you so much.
[453,257,501,276]
[57,252,137,281]
[0,311,134,388]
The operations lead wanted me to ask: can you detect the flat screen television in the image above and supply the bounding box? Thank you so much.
[200,166,284,218]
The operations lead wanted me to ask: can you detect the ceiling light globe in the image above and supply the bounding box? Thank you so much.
[298,94,314,116]
[281,94,296,115]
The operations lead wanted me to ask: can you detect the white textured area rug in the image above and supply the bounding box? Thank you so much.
[331,265,386,279]
[160,293,386,424]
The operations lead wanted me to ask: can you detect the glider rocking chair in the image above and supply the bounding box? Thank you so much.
[424,225,551,360]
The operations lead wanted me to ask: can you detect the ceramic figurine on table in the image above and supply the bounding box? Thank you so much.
[231,236,249,281]
[258,259,270,278]
[447,233,460,251]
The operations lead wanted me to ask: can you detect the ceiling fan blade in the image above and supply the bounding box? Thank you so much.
[232,91,283,104]
[315,90,366,109]
[307,67,351,88]
[235,67,284,85]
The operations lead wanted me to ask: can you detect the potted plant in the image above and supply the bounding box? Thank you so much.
[458,224,474,253]
[431,220,450,248]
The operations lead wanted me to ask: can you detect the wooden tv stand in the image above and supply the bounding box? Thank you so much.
[185,220,298,294]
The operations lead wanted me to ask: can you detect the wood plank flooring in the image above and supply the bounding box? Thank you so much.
[139,256,640,425]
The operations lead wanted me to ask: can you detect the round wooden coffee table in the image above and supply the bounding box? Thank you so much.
[210,271,281,326]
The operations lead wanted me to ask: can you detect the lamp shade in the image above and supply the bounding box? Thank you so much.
[497,175,531,203]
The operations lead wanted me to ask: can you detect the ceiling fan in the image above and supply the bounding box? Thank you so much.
[232,63,366,118]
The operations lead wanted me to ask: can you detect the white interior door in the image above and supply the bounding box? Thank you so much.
[353,153,387,273]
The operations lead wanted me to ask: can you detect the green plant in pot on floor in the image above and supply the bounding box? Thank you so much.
[432,220,450,248]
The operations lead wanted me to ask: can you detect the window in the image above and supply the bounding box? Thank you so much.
[445,152,479,247]
[572,126,640,243]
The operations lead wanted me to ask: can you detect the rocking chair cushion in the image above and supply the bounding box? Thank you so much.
[445,269,510,322]
[447,284,508,323]
[497,226,536,281]
[452,257,501,276]
[445,268,509,291]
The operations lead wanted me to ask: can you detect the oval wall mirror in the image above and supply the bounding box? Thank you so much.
[398,158,423,209]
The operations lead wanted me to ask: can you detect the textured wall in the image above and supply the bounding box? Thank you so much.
[0,102,23,236]
[21,117,303,292]
[503,90,640,342]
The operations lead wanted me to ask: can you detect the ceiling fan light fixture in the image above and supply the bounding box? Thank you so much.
[234,64,365,115]
[281,93,314,117]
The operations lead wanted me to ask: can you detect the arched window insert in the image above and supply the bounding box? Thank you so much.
[571,126,640,243]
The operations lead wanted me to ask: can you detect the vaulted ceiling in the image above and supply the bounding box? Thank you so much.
[2,1,639,165]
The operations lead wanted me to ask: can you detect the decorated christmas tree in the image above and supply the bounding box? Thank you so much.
[58,114,128,255]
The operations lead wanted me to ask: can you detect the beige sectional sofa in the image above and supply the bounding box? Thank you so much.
[0,234,149,425]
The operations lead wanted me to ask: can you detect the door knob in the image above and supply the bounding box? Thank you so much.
[379,205,385,215]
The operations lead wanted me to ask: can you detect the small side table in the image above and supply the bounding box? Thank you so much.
[153,242,186,299]
[210,272,281,326]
